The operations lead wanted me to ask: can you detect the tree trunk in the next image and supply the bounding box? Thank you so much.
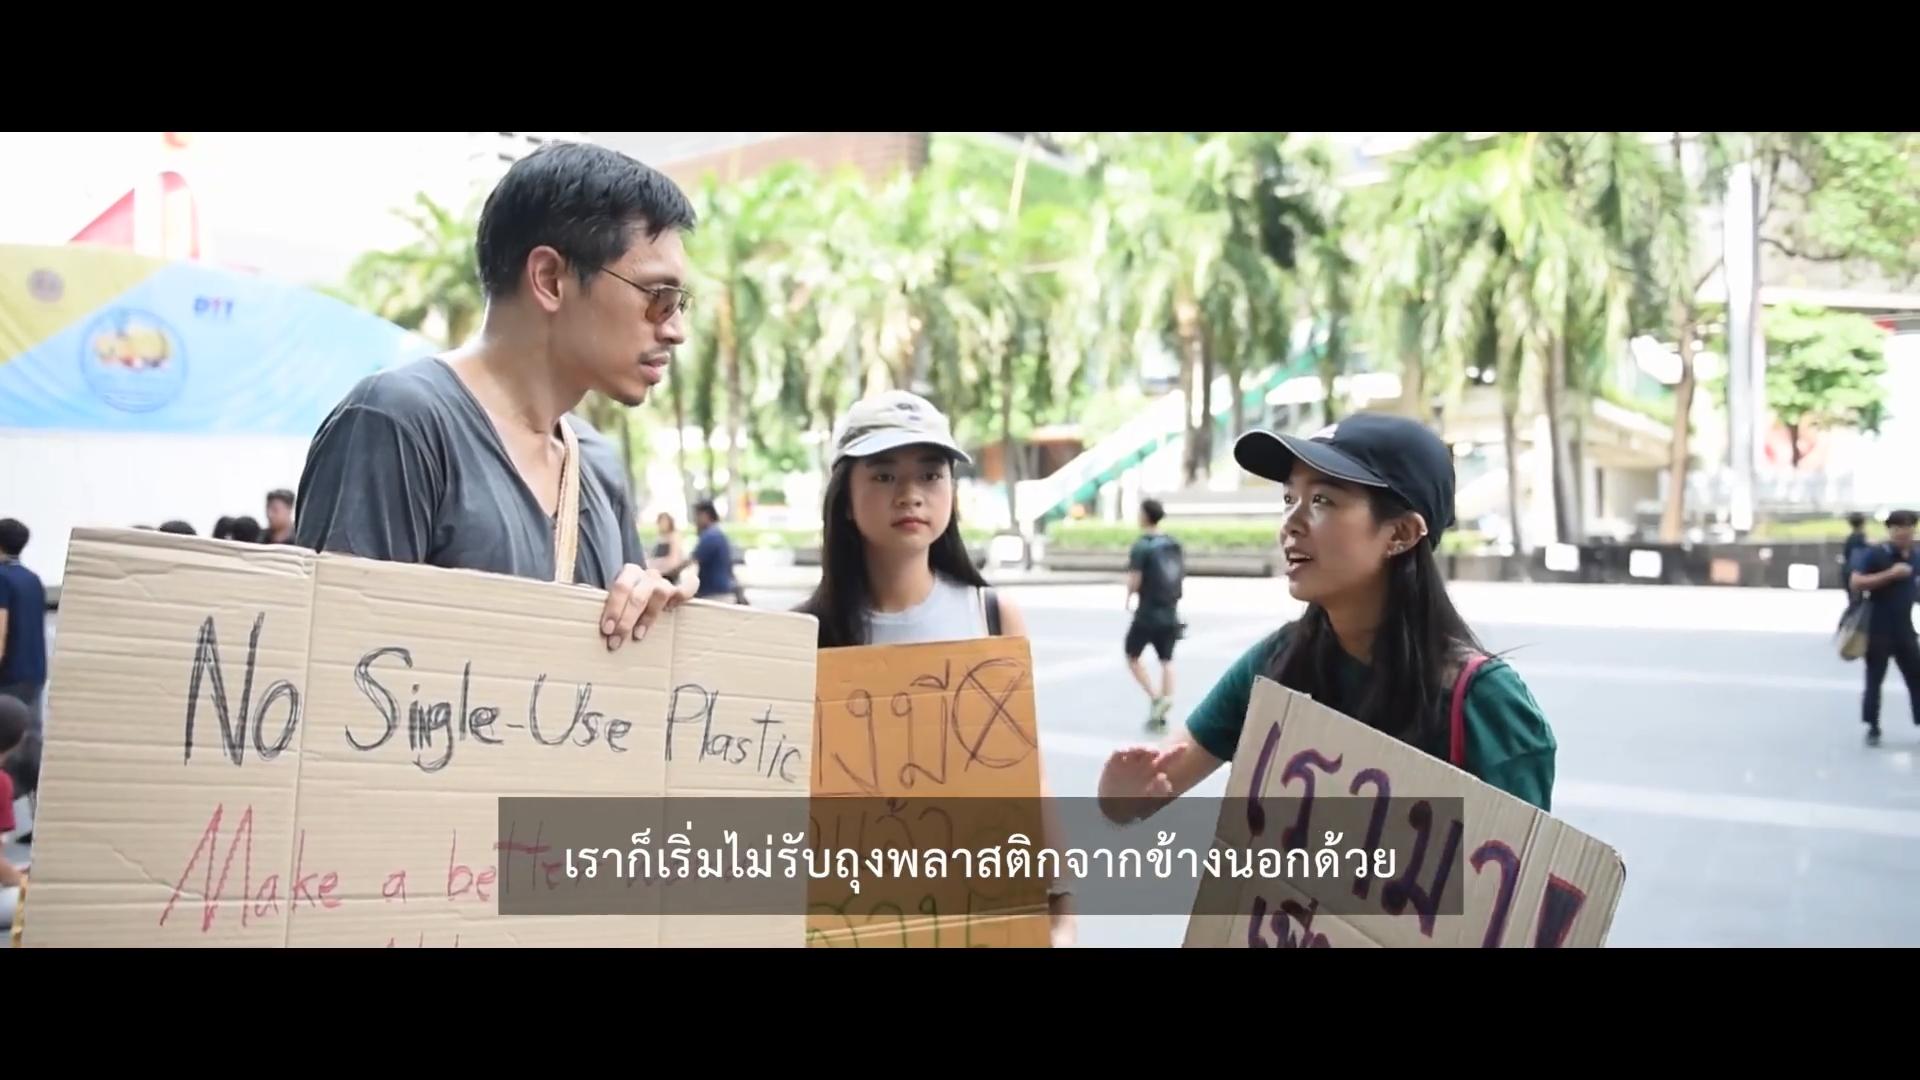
[1502,395,1526,556]
[1320,267,1350,427]
[1198,331,1216,481]
[1659,311,1697,542]
[1230,360,1247,442]
[1788,421,1805,468]
[1174,291,1204,486]
[814,398,834,477]
[1399,309,1427,426]
[1320,316,1345,428]
[907,321,932,395]
[1543,334,1580,543]
[703,426,717,500]
[670,368,694,512]
[1000,338,1021,538]
[1570,391,1588,539]
[719,290,744,521]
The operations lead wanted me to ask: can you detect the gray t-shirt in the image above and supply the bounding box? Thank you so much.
[294,357,646,588]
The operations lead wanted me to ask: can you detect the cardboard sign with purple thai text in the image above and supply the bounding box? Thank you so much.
[1183,678,1624,948]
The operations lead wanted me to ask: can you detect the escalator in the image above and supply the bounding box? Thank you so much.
[1016,346,1323,531]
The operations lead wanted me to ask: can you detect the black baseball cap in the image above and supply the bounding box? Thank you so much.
[1233,412,1457,547]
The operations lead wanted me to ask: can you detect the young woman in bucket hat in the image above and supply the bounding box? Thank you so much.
[1097,412,1557,823]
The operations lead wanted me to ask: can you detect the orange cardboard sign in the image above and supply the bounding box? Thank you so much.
[809,636,1051,947]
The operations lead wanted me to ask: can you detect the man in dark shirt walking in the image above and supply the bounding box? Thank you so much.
[1843,511,1868,604]
[1125,499,1184,729]
[1850,509,1920,746]
[296,141,694,650]
[664,500,740,603]
[0,519,47,733]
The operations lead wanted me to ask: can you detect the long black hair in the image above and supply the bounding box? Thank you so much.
[1265,485,1485,757]
[797,456,988,648]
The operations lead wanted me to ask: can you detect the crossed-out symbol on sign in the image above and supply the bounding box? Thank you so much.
[952,658,1036,770]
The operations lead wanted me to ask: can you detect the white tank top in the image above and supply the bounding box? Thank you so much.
[866,574,990,645]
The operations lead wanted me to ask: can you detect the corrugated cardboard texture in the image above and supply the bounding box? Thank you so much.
[809,637,1051,948]
[1184,678,1625,949]
[24,528,818,947]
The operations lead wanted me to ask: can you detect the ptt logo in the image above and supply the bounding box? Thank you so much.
[194,296,235,318]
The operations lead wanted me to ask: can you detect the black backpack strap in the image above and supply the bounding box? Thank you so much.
[984,586,1002,637]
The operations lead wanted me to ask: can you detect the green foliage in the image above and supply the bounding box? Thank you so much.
[1437,529,1488,556]
[329,131,1916,541]
[1763,303,1891,459]
[1718,132,1920,278]
[1048,519,1491,556]
[725,524,992,551]
[1751,517,1864,543]
[1048,519,1279,552]
[341,193,482,347]
[1597,381,1677,425]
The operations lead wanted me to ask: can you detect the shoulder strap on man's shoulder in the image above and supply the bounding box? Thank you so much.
[984,586,1002,637]
[552,420,582,584]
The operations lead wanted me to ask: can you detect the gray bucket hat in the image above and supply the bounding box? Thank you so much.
[830,390,971,467]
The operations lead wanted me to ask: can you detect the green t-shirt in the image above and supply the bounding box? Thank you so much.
[1185,628,1557,811]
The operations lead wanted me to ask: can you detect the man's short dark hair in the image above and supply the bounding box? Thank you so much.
[229,516,263,544]
[1140,499,1166,526]
[0,518,26,557]
[692,499,719,522]
[1888,510,1919,529]
[476,141,697,300]
[267,489,295,509]
[1848,512,1868,528]
[158,520,196,536]
[0,696,27,757]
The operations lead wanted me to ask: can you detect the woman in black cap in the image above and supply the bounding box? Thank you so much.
[1098,412,1556,819]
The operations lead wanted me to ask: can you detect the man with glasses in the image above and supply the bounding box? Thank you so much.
[296,141,698,651]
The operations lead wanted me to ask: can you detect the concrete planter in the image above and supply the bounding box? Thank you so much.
[1450,540,1851,590]
[1042,540,1850,591]
[1042,549,1275,577]
[779,545,988,569]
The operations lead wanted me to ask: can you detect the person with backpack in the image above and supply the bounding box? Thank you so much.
[1126,499,1184,729]
[1097,412,1557,825]
[1849,509,1920,747]
[797,389,1075,946]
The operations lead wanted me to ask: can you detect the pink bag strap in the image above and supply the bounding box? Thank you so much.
[1449,652,1492,769]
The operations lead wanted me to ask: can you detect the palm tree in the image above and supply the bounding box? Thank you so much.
[688,164,833,518]
[341,193,483,347]
[1375,133,1659,548]
[1079,134,1232,485]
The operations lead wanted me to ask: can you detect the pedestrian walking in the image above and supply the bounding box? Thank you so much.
[1097,413,1557,825]
[1125,499,1184,729]
[1843,511,1869,605]
[1849,509,1920,746]
[0,519,47,733]
[662,500,742,603]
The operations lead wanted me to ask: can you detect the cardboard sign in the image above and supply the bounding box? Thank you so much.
[809,637,1051,948]
[22,528,818,947]
[1184,678,1625,948]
